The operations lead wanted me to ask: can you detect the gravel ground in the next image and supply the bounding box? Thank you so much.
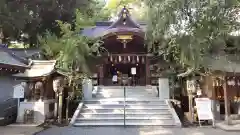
[36,126,240,135]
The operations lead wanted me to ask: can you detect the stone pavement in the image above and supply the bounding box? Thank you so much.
[36,126,240,135]
[0,125,43,135]
[216,121,240,132]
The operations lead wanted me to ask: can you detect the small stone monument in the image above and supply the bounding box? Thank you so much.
[158,78,170,100]
[82,78,93,100]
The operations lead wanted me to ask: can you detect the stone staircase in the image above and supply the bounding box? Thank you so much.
[94,86,158,98]
[71,86,181,127]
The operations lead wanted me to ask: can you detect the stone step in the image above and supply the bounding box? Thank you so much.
[74,122,175,126]
[74,119,175,126]
[76,116,172,120]
[84,100,165,104]
[99,86,150,89]
[81,108,170,113]
[98,88,150,90]
[97,89,155,92]
[83,103,167,106]
[96,92,157,97]
[84,98,165,103]
[79,112,172,116]
[78,114,173,119]
[83,105,168,109]
[95,95,157,98]
[98,89,154,92]
[79,113,172,118]
[96,91,155,95]
[84,97,164,101]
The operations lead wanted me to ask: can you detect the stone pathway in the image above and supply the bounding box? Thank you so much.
[216,121,240,132]
[37,126,240,135]
[0,125,43,135]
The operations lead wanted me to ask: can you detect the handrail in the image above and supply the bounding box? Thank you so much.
[123,86,126,127]
[3,98,13,103]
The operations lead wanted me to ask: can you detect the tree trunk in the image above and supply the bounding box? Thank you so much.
[211,77,216,120]
[223,77,231,124]
[0,28,3,44]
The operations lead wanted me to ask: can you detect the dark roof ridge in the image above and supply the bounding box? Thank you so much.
[107,7,141,29]
[0,47,30,66]
[8,48,40,51]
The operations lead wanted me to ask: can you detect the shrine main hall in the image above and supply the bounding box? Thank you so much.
[82,7,162,86]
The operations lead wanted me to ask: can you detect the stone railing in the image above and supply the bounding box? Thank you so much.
[165,99,182,127]
[69,102,84,125]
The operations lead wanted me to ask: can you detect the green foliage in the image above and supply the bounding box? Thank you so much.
[146,0,240,70]
[39,10,102,74]
[0,0,96,46]
[0,0,32,42]
[39,9,103,98]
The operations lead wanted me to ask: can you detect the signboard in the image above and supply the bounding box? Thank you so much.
[195,98,213,120]
[187,80,195,92]
[131,67,136,75]
[13,84,24,98]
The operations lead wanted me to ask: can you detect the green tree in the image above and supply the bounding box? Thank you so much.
[24,0,96,46]
[0,0,32,44]
[39,9,102,95]
[39,9,103,123]
[0,0,96,46]
[145,0,240,124]
[145,0,240,70]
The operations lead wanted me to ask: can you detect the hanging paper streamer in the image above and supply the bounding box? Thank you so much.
[114,56,118,63]
[119,56,122,62]
[123,56,127,64]
[142,57,145,63]
[137,56,139,63]
[110,55,113,62]
[132,56,136,64]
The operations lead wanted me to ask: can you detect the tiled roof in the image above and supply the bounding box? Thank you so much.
[81,8,147,38]
[0,49,29,68]
[13,60,56,77]
[205,54,240,73]
[9,48,41,59]
[178,54,240,77]
[81,25,146,38]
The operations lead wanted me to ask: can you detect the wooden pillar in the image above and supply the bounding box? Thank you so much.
[211,76,217,120]
[99,65,104,85]
[145,56,150,85]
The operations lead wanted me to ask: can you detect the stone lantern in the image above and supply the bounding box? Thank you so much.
[52,76,64,123]
[186,79,196,123]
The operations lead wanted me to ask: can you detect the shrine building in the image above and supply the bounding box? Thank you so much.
[82,7,165,86]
